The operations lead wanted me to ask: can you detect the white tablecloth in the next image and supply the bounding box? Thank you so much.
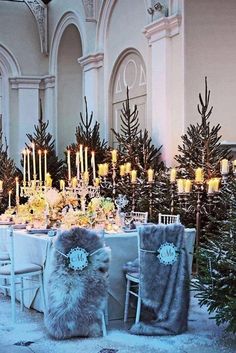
[0,226,196,320]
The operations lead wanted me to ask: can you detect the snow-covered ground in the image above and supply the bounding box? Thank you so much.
[0,293,235,353]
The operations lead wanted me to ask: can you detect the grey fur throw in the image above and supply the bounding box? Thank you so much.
[44,227,111,339]
[131,223,190,336]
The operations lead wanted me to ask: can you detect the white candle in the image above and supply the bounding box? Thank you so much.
[147,168,154,182]
[38,150,42,182]
[125,162,131,174]
[177,179,184,193]
[27,149,31,182]
[170,168,177,183]
[85,146,88,172]
[221,159,229,175]
[120,164,125,176]
[80,145,84,174]
[23,149,26,184]
[91,151,96,180]
[8,190,12,208]
[15,177,19,199]
[32,142,36,178]
[111,149,117,163]
[184,179,192,193]
[131,170,137,183]
[76,152,80,180]
[195,167,203,183]
[44,150,47,181]
[207,179,214,194]
[67,149,71,181]
[0,180,3,191]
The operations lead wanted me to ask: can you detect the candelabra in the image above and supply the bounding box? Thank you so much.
[20,180,48,198]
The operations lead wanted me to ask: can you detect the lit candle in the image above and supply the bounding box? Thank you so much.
[8,190,12,208]
[207,179,215,194]
[147,168,154,182]
[0,180,3,191]
[170,168,177,183]
[98,164,104,177]
[220,159,229,175]
[27,149,31,182]
[80,144,84,174]
[60,179,65,191]
[184,179,192,193]
[44,150,47,181]
[177,179,184,193]
[67,149,71,181]
[15,177,19,199]
[76,152,80,180]
[111,149,117,163]
[32,142,36,178]
[131,170,137,183]
[85,146,88,172]
[125,162,131,174]
[72,177,77,189]
[23,149,26,185]
[103,163,109,176]
[91,151,96,180]
[38,150,42,182]
[213,177,220,192]
[120,164,125,176]
[195,167,203,183]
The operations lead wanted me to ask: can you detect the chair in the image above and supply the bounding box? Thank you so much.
[124,224,190,332]
[44,227,110,339]
[158,213,180,224]
[0,226,45,323]
[131,211,148,224]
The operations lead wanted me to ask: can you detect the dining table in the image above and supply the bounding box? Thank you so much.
[0,225,196,321]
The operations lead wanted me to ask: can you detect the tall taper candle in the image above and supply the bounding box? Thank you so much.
[27,149,31,182]
[91,151,96,180]
[44,150,47,181]
[67,149,71,181]
[85,146,88,172]
[76,152,80,180]
[38,150,42,182]
[15,177,19,199]
[23,149,26,184]
[32,142,36,178]
[80,144,84,174]
[8,190,12,208]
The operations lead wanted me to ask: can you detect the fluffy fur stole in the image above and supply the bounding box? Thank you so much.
[131,223,190,336]
[44,227,111,339]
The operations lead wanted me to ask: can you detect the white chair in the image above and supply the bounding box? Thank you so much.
[158,213,180,224]
[0,226,45,323]
[130,211,148,224]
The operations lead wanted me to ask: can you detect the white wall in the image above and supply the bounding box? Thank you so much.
[185,0,236,143]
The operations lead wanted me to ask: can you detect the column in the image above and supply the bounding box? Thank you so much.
[143,15,182,167]
[77,52,104,120]
[40,76,55,137]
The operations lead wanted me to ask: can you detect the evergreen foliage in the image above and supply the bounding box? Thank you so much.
[0,134,20,213]
[193,180,236,333]
[24,113,65,187]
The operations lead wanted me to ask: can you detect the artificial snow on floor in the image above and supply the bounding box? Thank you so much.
[0,293,235,353]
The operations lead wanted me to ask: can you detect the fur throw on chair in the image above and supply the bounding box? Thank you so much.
[44,227,111,339]
[131,223,190,336]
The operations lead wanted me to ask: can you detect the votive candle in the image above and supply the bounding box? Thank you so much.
[220,159,229,175]
[147,168,154,182]
[111,149,117,163]
[170,168,177,183]
[131,170,137,183]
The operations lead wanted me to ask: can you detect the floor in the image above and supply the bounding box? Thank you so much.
[0,293,235,353]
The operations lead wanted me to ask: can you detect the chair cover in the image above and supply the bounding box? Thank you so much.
[131,223,189,335]
[44,227,111,339]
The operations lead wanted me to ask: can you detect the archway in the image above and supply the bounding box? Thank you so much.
[57,24,83,157]
[111,49,147,147]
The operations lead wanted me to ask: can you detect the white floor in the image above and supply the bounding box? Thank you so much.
[0,293,235,353]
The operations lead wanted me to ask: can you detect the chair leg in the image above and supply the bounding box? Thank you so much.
[101,311,107,336]
[135,288,141,324]
[10,277,16,323]
[124,278,131,322]
[20,277,24,311]
[39,273,46,313]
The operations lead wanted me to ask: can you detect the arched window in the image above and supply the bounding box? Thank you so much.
[111,50,147,147]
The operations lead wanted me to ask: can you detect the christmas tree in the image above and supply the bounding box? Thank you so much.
[68,96,108,181]
[0,134,20,213]
[193,179,236,333]
[174,77,231,229]
[24,111,65,188]
[111,87,166,219]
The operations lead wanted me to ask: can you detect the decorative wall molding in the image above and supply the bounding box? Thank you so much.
[82,0,97,22]
[10,76,42,89]
[24,0,48,55]
[78,52,104,72]
[143,14,181,44]
[0,45,21,77]
[40,75,55,89]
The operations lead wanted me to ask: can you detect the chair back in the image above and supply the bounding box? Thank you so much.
[0,226,11,265]
[158,213,180,224]
[131,211,148,224]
